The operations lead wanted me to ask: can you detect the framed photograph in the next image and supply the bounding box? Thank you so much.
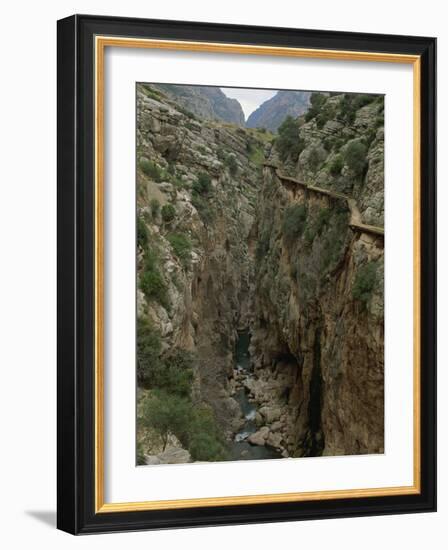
[57,14,436,534]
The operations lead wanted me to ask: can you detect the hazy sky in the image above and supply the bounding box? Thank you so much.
[221,87,277,120]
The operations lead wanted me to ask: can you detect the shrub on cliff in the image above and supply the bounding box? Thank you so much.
[150,349,194,398]
[282,204,307,245]
[225,154,238,176]
[141,391,193,451]
[192,172,212,195]
[329,154,344,176]
[139,158,163,181]
[275,116,305,162]
[137,317,162,386]
[187,406,228,461]
[344,139,368,175]
[161,203,176,223]
[305,92,326,122]
[352,261,378,304]
[140,269,169,307]
[137,217,148,248]
[167,233,192,267]
[191,194,213,225]
[150,198,160,218]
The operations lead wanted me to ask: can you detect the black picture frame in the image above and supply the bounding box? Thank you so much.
[57,14,436,534]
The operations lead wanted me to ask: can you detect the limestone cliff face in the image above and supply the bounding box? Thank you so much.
[136,85,266,435]
[247,91,311,131]
[152,84,245,125]
[249,92,384,457]
[250,167,384,456]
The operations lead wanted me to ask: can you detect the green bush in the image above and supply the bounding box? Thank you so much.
[315,103,335,129]
[247,143,264,166]
[145,349,194,398]
[329,154,344,176]
[192,172,212,195]
[191,194,213,225]
[352,94,375,110]
[141,391,193,451]
[137,317,162,386]
[161,203,176,223]
[282,204,307,245]
[141,391,227,461]
[176,105,197,120]
[225,154,238,176]
[187,406,228,461]
[344,140,368,175]
[140,269,168,306]
[275,116,305,162]
[315,208,331,235]
[339,94,357,125]
[305,92,327,122]
[150,198,160,218]
[140,85,162,100]
[139,158,163,181]
[137,317,194,395]
[303,208,331,247]
[167,233,192,266]
[137,217,148,248]
[307,148,322,171]
[352,261,378,304]
[136,440,147,465]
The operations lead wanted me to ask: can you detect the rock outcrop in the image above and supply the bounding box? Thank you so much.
[136,84,268,452]
[249,92,384,457]
[152,84,245,125]
[246,90,311,131]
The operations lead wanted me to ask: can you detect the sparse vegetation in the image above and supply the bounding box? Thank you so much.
[329,154,344,176]
[138,335,227,461]
[191,194,213,225]
[137,217,148,248]
[167,233,192,266]
[140,268,169,307]
[139,158,163,181]
[150,198,160,218]
[141,85,164,101]
[137,317,162,386]
[275,116,306,162]
[282,204,307,245]
[225,154,238,175]
[305,92,327,122]
[344,139,368,175]
[192,172,212,195]
[161,203,176,223]
[352,261,378,304]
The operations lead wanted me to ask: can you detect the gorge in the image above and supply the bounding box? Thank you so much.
[136,84,384,465]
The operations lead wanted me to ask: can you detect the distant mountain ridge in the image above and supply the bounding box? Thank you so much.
[153,84,245,125]
[246,90,311,131]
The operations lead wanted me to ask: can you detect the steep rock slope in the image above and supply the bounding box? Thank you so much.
[248,92,385,457]
[246,90,311,131]
[136,84,268,461]
[151,84,245,125]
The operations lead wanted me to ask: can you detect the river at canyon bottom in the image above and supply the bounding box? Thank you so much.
[229,330,282,461]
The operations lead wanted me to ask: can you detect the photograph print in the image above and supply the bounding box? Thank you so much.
[136,83,385,466]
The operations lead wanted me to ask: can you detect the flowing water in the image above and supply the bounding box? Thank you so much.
[229,331,282,461]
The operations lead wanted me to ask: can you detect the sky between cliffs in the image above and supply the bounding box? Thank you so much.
[221,87,277,120]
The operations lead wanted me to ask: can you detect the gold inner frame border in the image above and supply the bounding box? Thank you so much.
[94,36,421,513]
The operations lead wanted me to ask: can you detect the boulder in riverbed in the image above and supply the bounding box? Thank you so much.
[248,426,270,446]
[259,405,282,423]
[266,431,283,449]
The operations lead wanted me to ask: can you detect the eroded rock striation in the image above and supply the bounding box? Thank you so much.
[136,84,269,460]
[249,92,385,457]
